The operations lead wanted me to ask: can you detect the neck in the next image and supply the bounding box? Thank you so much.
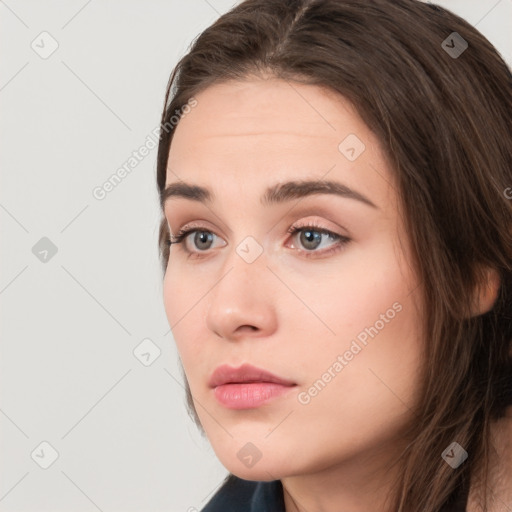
[281,438,407,512]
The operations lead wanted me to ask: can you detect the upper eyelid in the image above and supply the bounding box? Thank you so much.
[172,216,347,237]
[172,222,344,244]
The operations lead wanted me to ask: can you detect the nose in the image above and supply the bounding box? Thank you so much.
[205,239,278,342]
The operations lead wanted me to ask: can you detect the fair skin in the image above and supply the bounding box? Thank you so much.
[162,77,508,512]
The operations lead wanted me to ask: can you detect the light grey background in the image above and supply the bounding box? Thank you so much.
[1,1,510,511]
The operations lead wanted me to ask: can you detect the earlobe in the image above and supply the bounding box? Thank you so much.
[470,266,501,317]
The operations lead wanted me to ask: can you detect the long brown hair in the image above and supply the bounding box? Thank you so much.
[155,1,512,510]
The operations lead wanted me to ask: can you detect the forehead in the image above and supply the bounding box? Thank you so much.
[168,77,374,159]
[165,77,395,212]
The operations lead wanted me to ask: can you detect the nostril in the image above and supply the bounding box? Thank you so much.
[238,325,258,332]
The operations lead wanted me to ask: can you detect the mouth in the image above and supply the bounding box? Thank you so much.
[209,363,297,409]
[208,363,296,388]
[212,382,298,409]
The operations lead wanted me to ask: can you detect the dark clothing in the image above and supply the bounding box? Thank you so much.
[201,476,285,512]
[200,474,468,512]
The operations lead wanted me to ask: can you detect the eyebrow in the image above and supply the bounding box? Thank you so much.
[161,179,378,210]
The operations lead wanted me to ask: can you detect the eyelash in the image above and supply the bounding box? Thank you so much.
[166,222,350,259]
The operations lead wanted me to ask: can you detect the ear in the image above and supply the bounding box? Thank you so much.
[469,266,501,317]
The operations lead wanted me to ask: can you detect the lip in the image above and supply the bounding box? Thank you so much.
[208,363,296,388]
[209,363,297,410]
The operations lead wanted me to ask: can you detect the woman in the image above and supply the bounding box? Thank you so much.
[156,0,512,510]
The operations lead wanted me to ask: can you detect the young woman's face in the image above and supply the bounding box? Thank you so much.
[163,77,424,481]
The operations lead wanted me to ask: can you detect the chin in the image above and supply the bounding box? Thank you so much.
[212,450,288,481]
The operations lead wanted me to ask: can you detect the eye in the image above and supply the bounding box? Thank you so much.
[167,227,224,254]
[286,222,350,259]
[166,221,350,259]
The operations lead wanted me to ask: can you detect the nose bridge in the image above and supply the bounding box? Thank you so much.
[212,233,268,305]
[205,233,276,337]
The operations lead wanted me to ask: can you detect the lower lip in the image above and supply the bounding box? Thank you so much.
[213,382,297,409]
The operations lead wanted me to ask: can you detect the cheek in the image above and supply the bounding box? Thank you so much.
[162,268,181,329]
[282,241,416,353]
[285,299,422,473]
[162,265,201,360]
[291,239,423,406]
[163,264,216,390]
[297,297,421,400]
[162,262,201,330]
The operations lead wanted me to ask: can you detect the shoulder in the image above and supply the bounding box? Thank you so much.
[200,474,285,512]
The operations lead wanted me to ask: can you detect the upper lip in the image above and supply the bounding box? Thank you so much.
[209,363,296,388]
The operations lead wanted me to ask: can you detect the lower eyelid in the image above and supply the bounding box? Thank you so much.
[287,231,348,255]
[294,240,348,258]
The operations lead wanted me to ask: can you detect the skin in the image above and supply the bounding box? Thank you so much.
[162,76,506,512]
